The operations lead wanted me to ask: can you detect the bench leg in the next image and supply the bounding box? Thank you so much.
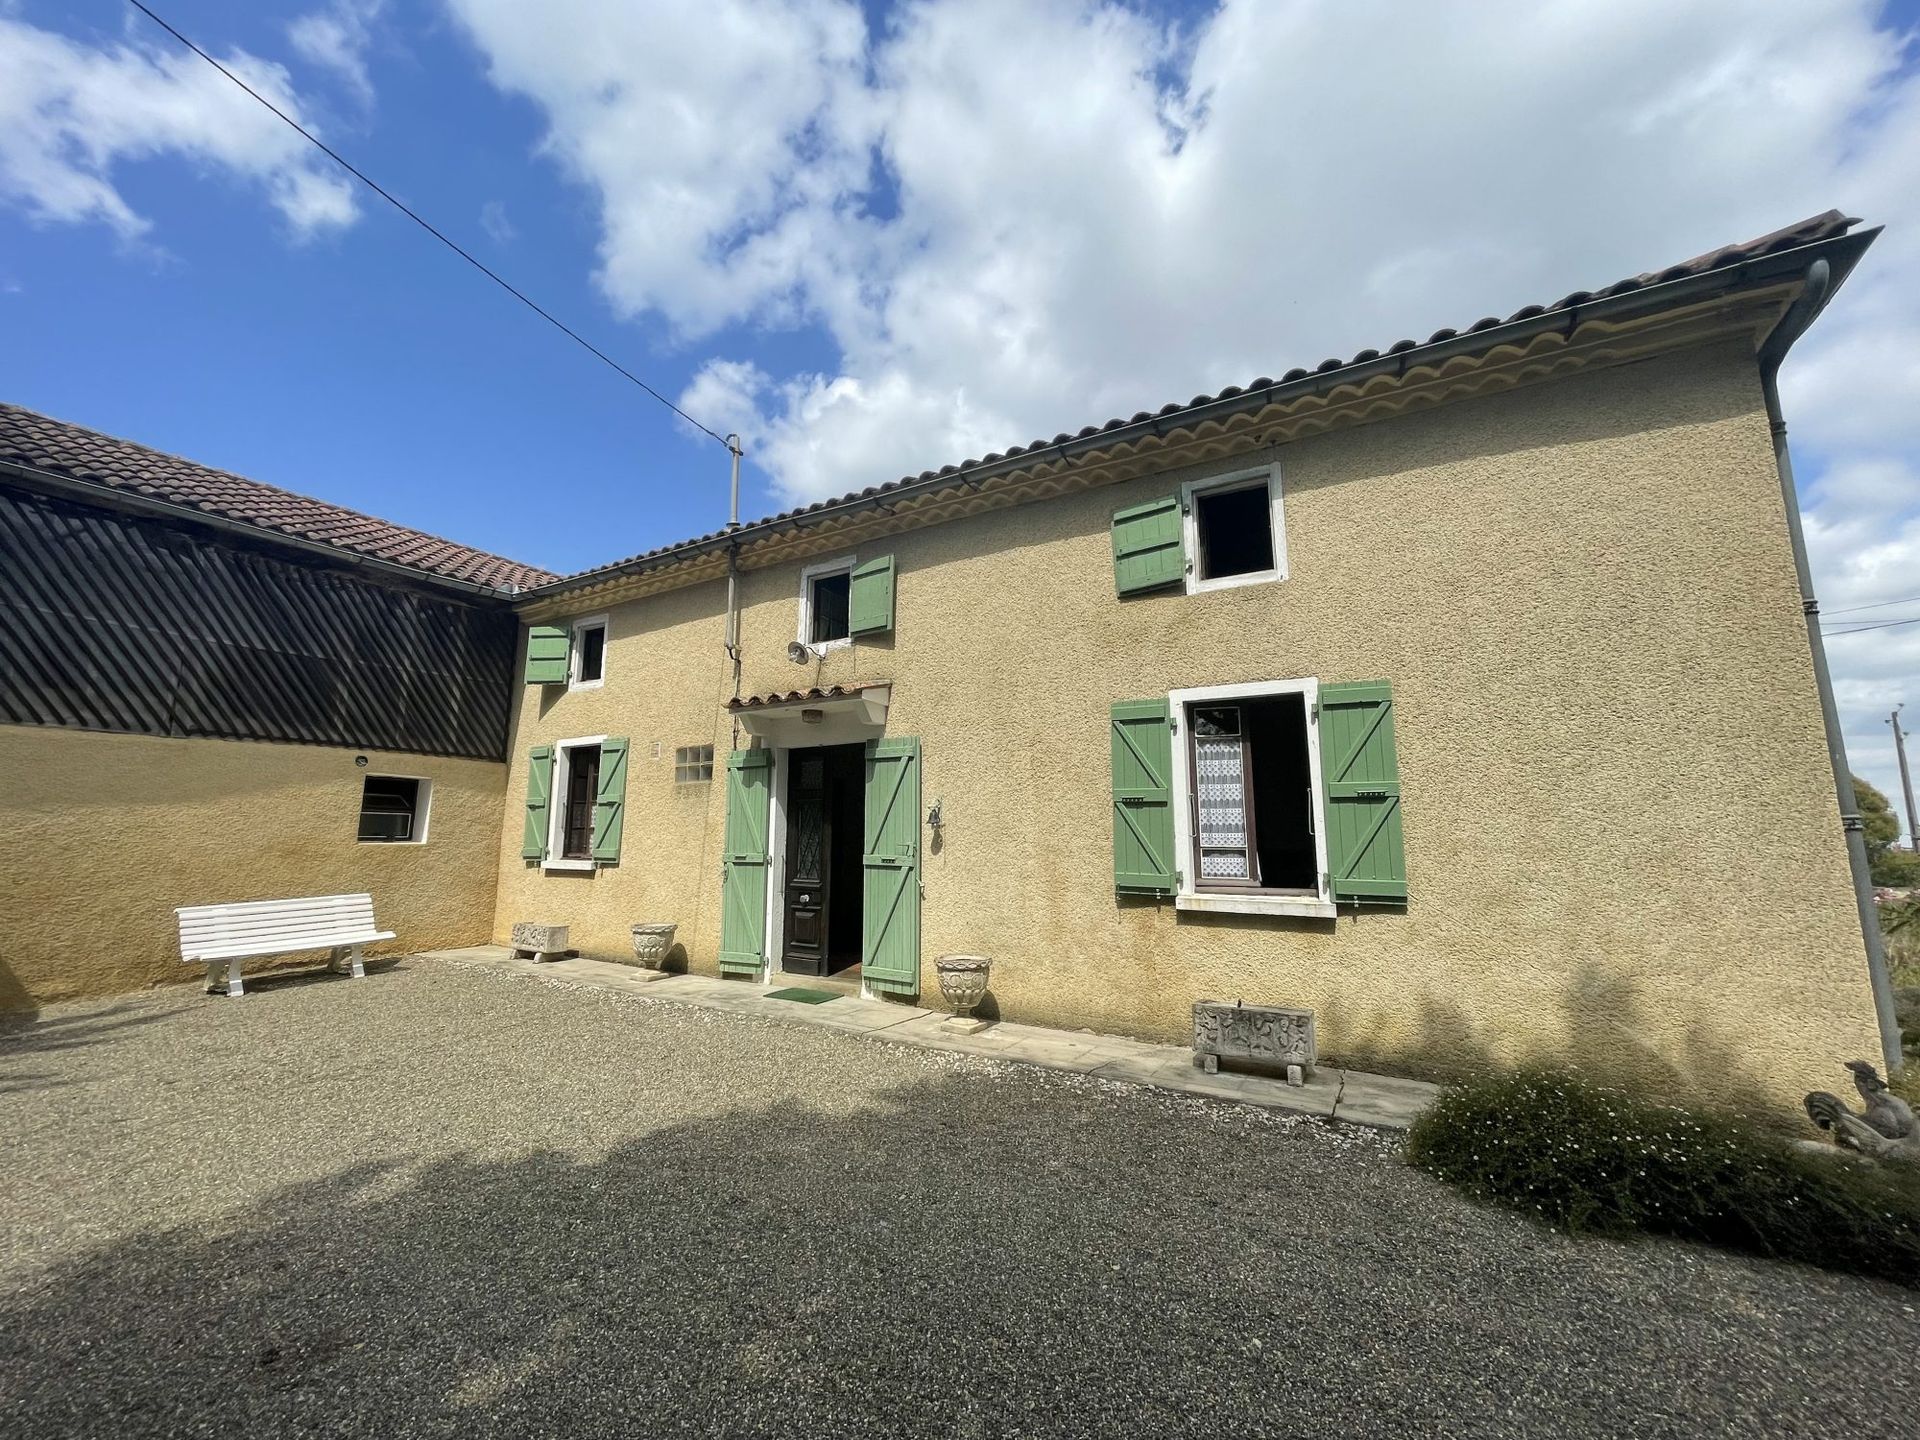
[347,944,366,980]
[206,961,224,995]
[225,958,244,999]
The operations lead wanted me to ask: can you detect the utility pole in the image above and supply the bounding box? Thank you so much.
[1893,705,1919,853]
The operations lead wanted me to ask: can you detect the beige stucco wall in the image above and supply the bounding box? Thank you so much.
[0,727,504,1010]
[493,339,1882,1113]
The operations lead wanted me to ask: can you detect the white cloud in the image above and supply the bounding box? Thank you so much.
[0,17,357,241]
[289,0,385,107]
[479,198,515,245]
[445,0,875,336]
[456,0,1919,834]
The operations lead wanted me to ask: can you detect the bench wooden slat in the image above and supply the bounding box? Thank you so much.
[188,931,395,962]
[178,912,377,942]
[176,898,373,921]
[179,904,373,927]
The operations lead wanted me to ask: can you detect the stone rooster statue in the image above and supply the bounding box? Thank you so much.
[1804,1060,1920,1165]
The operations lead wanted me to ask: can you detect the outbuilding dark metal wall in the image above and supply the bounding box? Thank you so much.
[0,483,517,759]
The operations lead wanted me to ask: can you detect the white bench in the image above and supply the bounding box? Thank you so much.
[176,893,394,998]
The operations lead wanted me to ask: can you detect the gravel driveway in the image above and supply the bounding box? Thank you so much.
[2,961,1914,1439]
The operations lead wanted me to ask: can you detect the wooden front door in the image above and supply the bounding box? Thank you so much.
[782,752,832,974]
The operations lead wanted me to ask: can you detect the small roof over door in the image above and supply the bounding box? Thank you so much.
[728,682,891,746]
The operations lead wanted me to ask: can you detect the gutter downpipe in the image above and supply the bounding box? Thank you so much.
[723,434,744,748]
[1759,258,1902,1072]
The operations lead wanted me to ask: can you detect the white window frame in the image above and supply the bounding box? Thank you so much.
[568,614,609,692]
[1181,463,1288,594]
[543,734,608,873]
[797,554,857,654]
[1167,678,1334,919]
[356,774,432,846]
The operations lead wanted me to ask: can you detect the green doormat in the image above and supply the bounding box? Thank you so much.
[766,986,840,1005]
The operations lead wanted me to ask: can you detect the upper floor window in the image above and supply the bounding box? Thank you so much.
[1181,469,1287,592]
[1110,464,1288,598]
[569,615,608,690]
[799,556,855,650]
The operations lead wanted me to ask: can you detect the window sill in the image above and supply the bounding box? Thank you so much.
[541,857,595,873]
[1176,892,1335,919]
[567,679,605,694]
[806,637,852,655]
[1187,568,1286,595]
[358,839,429,847]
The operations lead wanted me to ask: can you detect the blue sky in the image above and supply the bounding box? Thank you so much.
[0,0,810,566]
[2,0,1918,826]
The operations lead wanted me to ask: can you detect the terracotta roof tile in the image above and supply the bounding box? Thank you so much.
[0,404,555,592]
[727,682,889,712]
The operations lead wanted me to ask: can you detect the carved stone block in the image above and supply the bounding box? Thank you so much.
[1192,1000,1316,1085]
[511,922,570,961]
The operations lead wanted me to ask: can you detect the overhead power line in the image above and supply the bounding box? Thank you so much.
[127,0,732,449]
[1823,615,1920,637]
[1824,593,1920,617]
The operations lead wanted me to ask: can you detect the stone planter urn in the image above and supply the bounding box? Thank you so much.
[934,954,992,1033]
[629,923,677,978]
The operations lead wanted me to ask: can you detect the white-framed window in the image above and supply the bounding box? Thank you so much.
[357,775,431,844]
[674,744,714,784]
[1181,464,1287,593]
[568,614,609,691]
[544,735,606,872]
[1168,679,1332,918]
[797,555,856,651]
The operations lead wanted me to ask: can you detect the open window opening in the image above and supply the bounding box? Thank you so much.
[570,616,608,689]
[800,557,854,648]
[1182,469,1286,591]
[554,742,601,863]
[1188,693,1316,893]
[357,776,427,843]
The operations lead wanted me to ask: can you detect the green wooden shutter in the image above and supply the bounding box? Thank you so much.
[1111,700,1176,895]
[1111,495,1185,596]
[849,554,895,637]
[591,735,629,863]
[861,737,921,996]
[521,744,554,859]
[1321,681,1407,904]
[525,626,570,685]
[719,749,773,974]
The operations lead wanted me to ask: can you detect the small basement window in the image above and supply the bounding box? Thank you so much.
[1185,690,1318,894]
[570,616,608,689]
[358,776,427,843]
[675,744,714,784]
[800,557,854,648]
[1183,469,1286,591]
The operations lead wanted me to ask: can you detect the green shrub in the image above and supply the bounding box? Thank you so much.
[1405,1067,1920,1285]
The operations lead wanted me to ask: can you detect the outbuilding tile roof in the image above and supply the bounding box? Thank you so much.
[0,403,555,592]
[548,209,1860,592]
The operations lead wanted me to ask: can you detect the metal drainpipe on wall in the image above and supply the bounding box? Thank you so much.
[725,434,744,750]
[1761,257,1903,1072]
